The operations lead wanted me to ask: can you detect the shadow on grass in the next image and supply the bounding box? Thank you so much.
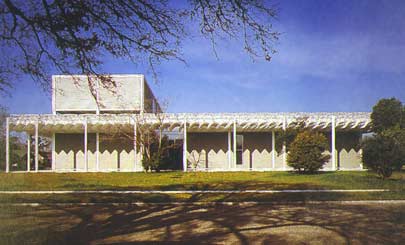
[60,181,325,192]
[1,200,405,244]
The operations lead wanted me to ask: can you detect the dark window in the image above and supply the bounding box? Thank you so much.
[236,135,243,165]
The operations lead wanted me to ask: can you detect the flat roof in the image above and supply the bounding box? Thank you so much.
[8,112,371,135]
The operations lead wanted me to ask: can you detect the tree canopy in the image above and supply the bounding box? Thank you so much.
[0,0,279,93]
[371,97,404,133]
[363,97,405,179]
[287,130,330,174]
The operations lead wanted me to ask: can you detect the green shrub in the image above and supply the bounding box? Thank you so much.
[287,131,330,173]
[365,98,405,179]
[362,129,405,179]
[141,130,182,172]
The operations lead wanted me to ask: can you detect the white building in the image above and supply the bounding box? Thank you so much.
[5,74,371,172]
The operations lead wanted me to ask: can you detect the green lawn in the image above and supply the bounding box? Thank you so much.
[1,171,405,202]
[0,171,405,191]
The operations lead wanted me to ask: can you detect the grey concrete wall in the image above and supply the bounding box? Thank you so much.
[187,131,363,171]
[187,133,229,170]
[238,132,273,170]
[187,132,278,170]
[55,133,142,171]
[143,79,160,113]
[322,131,362,170]
[54,75,144,113]
[55,133,96,171]
[55,130,363,172]
[336,132,362,170]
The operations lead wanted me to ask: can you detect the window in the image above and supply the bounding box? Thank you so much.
[236,134,243,165]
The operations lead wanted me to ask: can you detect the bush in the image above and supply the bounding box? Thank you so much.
[141,130,182,172]
[365,98,405,179]
[287,131,330,173]
[362,129,405,179]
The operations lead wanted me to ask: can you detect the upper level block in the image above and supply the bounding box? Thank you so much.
[52,74,160,114]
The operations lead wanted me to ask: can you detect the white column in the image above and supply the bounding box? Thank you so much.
[34,121,39,172]
[27,134,31,172]
[140,131,144,169]
[331,115,336,171]
[5,118,9,173]
[228,130,232,169]
[272,131,276,169]
[182,119,187,172]
[95,79,100,115]
[84,120,88,172]
[96,132,100,171]
[52,76,56,115]
[282,117,287,170]
[51,133,55,171]
[233,120,237,168]
[133,123,137,171]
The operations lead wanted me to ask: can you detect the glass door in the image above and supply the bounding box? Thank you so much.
[236,135,243,165]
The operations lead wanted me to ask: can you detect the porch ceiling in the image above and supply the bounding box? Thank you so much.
[8,112,372,135]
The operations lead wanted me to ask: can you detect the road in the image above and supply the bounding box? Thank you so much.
[1,201,404,244]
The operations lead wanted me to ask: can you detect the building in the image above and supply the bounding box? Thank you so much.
[5,74,371,172]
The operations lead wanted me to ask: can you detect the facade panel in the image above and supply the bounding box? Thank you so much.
[187,133,229,170]
[54,76,97,112]
[97,75,142,112]
[54,75,145,113]
[55,133,96,171]
[98,133,141,171]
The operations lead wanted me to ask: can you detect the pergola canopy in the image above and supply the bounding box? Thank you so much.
[8,112,371,136]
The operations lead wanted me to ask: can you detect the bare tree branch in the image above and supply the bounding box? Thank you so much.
[0,0,279,93]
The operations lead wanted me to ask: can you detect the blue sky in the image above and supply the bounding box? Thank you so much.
[2,0,405,114]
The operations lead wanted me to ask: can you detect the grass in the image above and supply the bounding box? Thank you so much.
[1,171,405,191]
[0,171,405,202]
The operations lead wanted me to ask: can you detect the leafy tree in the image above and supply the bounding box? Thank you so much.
[0,0,279,93]
[371,97,404,133]
[287,130,330,174]
[141,129,181,172]
[362,129,405,179]
[363,98,405,179]
[275,117,307,154]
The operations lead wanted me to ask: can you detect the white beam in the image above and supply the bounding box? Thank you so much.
[282,117,287,170]
[96,132,100,171]
[228,130,232,169]
[51,133,55,171]
[5,118,9,173]
[133,123,137,171]
[331,115,336,171]
[27,134,31,172]
[272,131,276,169]
[168,123,178,131]
[84,120,88,172]
[183,119,187,172]
[35,121,39,172]
[233,120,237,168]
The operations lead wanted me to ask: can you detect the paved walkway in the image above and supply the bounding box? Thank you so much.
[1,201,405,244]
